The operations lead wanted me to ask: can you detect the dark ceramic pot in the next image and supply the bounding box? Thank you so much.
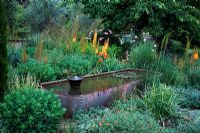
[68,76,83,90]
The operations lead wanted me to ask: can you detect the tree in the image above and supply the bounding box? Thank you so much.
[0,0,8,100]
[81,0,200,45]
[5,0,17,33]
[25,0,67,33]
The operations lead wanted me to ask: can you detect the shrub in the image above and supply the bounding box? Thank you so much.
[58,54,96,76]
[25,0,66,32]
[0,87,65,132]
[111,95,145,113]
[7,46,21,67]
[28,34,62,49]
[170,110,200,133]
[26,47,36,58]
[187,60,200,88]
[96,111,161,133]
[129,41,185,85]
[47,48,64,65]
[74,109,162,133]
[73,107,111,132]
[175,87,200,109]
[143,84,179,119]
[95,57,124,73]
[18,59,56,82]
[129,41,157,69]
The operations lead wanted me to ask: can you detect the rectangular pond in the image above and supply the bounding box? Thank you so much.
[41,69,150,115]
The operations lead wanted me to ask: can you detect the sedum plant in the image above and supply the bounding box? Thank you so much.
[0,87,66,132]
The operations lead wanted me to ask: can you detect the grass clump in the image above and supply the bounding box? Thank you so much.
[142,84,179,120]
[129,41,156,69]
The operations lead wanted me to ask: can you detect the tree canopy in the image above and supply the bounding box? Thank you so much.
[82,0,200,44]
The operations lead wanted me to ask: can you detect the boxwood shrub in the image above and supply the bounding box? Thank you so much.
[0,87,65,132]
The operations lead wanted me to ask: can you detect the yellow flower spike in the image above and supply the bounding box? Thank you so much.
[95,40,100,54]
[95,48,99,54]
[102,38,109,55]
[92,31,98,49]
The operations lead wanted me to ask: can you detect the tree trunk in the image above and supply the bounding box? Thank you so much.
[0,0,8,100]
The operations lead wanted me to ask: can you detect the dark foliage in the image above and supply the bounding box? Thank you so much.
[0,0,8,100]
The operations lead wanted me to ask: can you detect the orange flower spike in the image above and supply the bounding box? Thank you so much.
[98,52,103,56]
[98,58,103,62]
[102,38,109,54]
[193,52,199,60]
[103,53,109,59]
[72,33,77,43]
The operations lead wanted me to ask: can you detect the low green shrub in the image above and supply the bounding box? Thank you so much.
[26,47,36,58]
[175,119,200,133]
[28,34,40,47]
[111,95,145,112]
[7,47,22,67]
[47,48,64,65]
[74,109,162,133]
[18,59,57,82]
[73,107,111,132]
[58,54,97,76]
[165,110,200,133]
[95,57,124,73]
[175,87,200,109]
[95,111,161,133]
[0,87,65,132]
[187,60,200,88]
[143,84,179,119]
[129,41,185,86]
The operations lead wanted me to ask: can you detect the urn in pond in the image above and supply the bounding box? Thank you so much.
[67,76,83,90]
